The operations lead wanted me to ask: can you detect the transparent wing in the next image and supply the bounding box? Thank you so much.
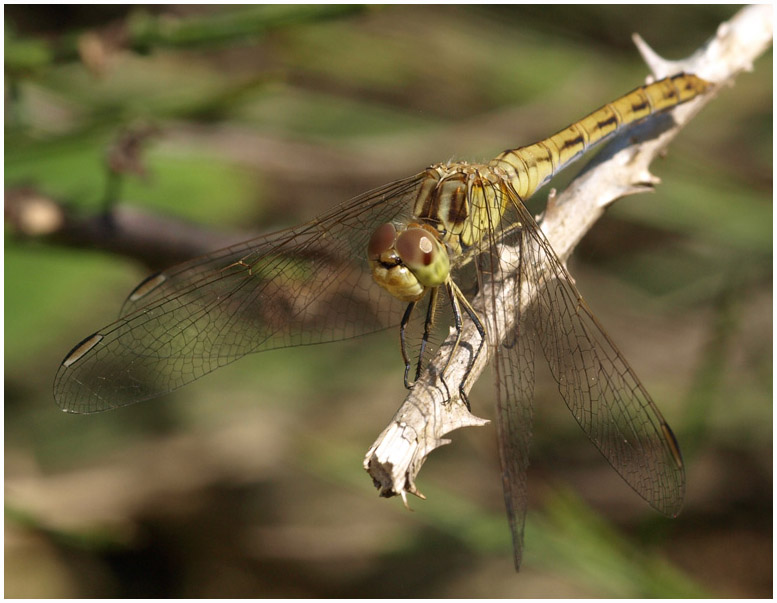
[507,191,685,517]
[474,182,685,568]
[472,186,538,571]
[489,276,537,570]
[54,174,425,413]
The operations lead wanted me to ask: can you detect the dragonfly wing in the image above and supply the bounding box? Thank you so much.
[54,175,425,413]
[513,200,685,517]
[491,304,537,571]
[472,197,538,571]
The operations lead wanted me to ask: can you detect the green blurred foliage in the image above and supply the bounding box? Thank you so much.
[5,5,771,598]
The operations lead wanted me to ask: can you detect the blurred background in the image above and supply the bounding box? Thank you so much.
[4,5,771,597]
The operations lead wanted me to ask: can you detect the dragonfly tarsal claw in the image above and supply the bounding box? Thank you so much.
[458,388,472,412]
[402,367,414,390]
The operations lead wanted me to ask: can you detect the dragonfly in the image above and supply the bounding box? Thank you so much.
[55,73,710,569]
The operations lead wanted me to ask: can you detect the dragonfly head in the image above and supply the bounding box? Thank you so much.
[368,222,450,302]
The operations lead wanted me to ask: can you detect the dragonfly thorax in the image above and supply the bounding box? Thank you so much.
[413,164,512,255]
[367,222,450,303]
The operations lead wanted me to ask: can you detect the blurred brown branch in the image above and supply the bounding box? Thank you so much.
[5,186,253,271]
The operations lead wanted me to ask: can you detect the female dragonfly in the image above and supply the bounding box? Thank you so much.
[55,73,710,569]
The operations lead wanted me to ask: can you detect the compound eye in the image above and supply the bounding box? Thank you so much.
[367,223,397,260]
[395,228,437,270]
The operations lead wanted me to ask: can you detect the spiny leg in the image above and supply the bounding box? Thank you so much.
[400,301,417,389]
[400,289,441,389]
[457,288,486,396]
[442,280,486,411]
[415,287,439,385]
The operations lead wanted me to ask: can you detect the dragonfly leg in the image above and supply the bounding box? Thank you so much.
[401,289,440,389]
[416,287,439,383]
[400,301,417,389]
[457,293,486,409]
[443,281,485,411]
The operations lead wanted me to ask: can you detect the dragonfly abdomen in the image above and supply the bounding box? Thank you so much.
[489,73,711,200]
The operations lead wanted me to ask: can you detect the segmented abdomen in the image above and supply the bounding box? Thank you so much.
[489,73,710,200]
